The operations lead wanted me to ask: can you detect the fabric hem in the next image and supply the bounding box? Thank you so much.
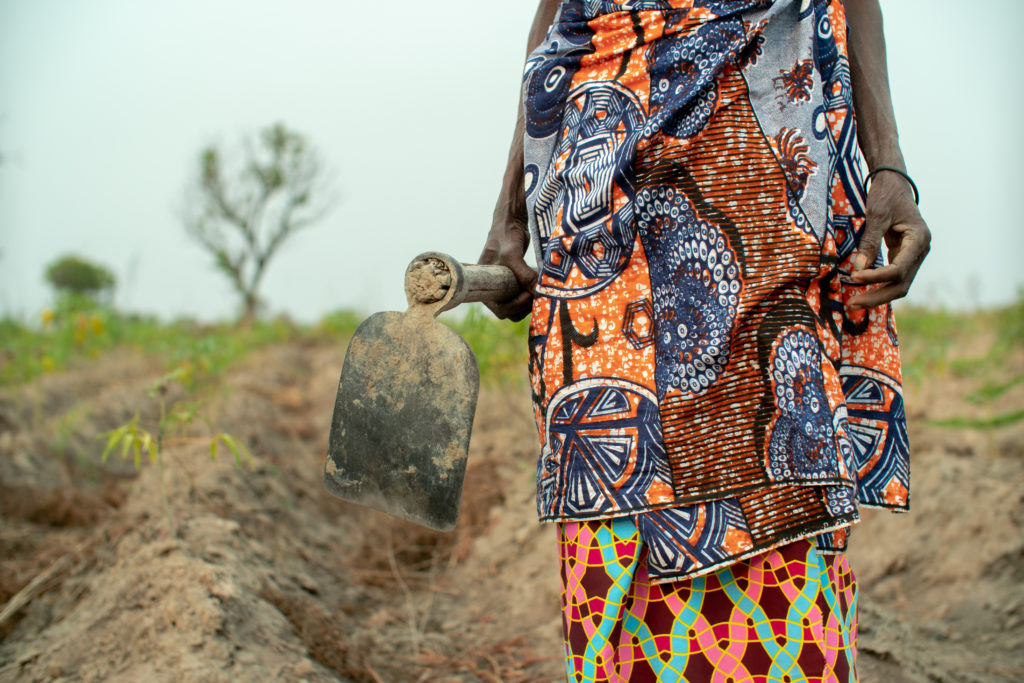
[537,477,858,524]
[646,515,860,585]
[539,508,654,525]
[861,501,910,513]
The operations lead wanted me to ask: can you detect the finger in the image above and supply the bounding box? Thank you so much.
[486,289,534,321]
[848,263,902,285]
[852,224,928,284]
[852,205,891,273]
[847,282,909,310]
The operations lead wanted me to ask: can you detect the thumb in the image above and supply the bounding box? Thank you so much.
[853,209,888,272]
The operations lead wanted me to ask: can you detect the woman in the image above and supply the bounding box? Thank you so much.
[481,1,930,680]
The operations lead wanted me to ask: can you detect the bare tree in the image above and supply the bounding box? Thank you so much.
[183,123,335,319]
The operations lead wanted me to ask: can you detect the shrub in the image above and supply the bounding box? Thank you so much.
[44,255,116,300]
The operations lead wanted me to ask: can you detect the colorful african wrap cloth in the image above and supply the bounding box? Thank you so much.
[523,0,909,584]
[559,519,858,682]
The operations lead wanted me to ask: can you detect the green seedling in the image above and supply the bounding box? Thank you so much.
[99,367,252,533]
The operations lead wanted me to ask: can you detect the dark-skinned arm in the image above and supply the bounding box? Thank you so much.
[479,0,561,321]
[845,0,931,310]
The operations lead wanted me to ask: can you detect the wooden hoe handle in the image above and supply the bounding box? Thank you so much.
[404,252,522,315]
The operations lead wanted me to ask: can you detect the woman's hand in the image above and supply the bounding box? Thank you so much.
[845,0,931,310]
[847,171,931,310]
[479,212,537,322]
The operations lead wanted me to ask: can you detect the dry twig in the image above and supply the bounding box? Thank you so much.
[0,554,74,627]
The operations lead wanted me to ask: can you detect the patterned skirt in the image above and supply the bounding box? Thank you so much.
[559,518,858,682]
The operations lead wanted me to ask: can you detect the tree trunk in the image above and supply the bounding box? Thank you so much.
[242,291,259,322]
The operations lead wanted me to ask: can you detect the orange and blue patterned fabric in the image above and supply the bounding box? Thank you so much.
[523,0,908,584]
[559,518,858,682]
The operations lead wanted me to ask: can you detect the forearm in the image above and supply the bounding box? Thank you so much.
[493,0,561,224]
[494,113,527,223]
[845,0,905,171]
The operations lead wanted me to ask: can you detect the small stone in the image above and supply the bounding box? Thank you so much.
[293,659,314,677]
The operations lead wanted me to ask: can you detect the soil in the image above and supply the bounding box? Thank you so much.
[0,333,1022,682]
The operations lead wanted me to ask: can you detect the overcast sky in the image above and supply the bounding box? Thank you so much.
[1,0,1021,322]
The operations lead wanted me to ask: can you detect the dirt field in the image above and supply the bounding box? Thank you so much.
[1,326,1022,681]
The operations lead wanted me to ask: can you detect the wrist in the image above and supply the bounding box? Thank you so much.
[866,166,919,205]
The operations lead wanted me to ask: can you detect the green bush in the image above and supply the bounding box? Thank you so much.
[45,255,116,299]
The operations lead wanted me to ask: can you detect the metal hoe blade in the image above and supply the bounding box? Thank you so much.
[323,253,519,531]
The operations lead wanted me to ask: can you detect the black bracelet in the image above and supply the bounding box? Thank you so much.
[865,166,919,205]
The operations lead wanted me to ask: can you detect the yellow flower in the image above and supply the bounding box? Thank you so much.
[41,356,55,373]
[90,314,105,335]
[41,309,55,327]
[74,314,88,344]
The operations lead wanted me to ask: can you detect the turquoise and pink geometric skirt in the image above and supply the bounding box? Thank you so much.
[560,519,858,682]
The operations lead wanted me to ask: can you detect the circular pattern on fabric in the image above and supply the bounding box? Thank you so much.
[817,13,833,42]
[766,328,839,481]
[525,52,581,139]
[636,184,699,235]
[810,1,838,81]
[524,163,539,198]
[637,500,753,579]
[636,185,741,397]
[559,83,644,230]
[812,105,829,141]
[645,19,744,139]
[786,190,812,236]
[823,484,856,518]
[651,80,718,140]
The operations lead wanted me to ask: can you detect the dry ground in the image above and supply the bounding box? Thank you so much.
[0,330,1021,681]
